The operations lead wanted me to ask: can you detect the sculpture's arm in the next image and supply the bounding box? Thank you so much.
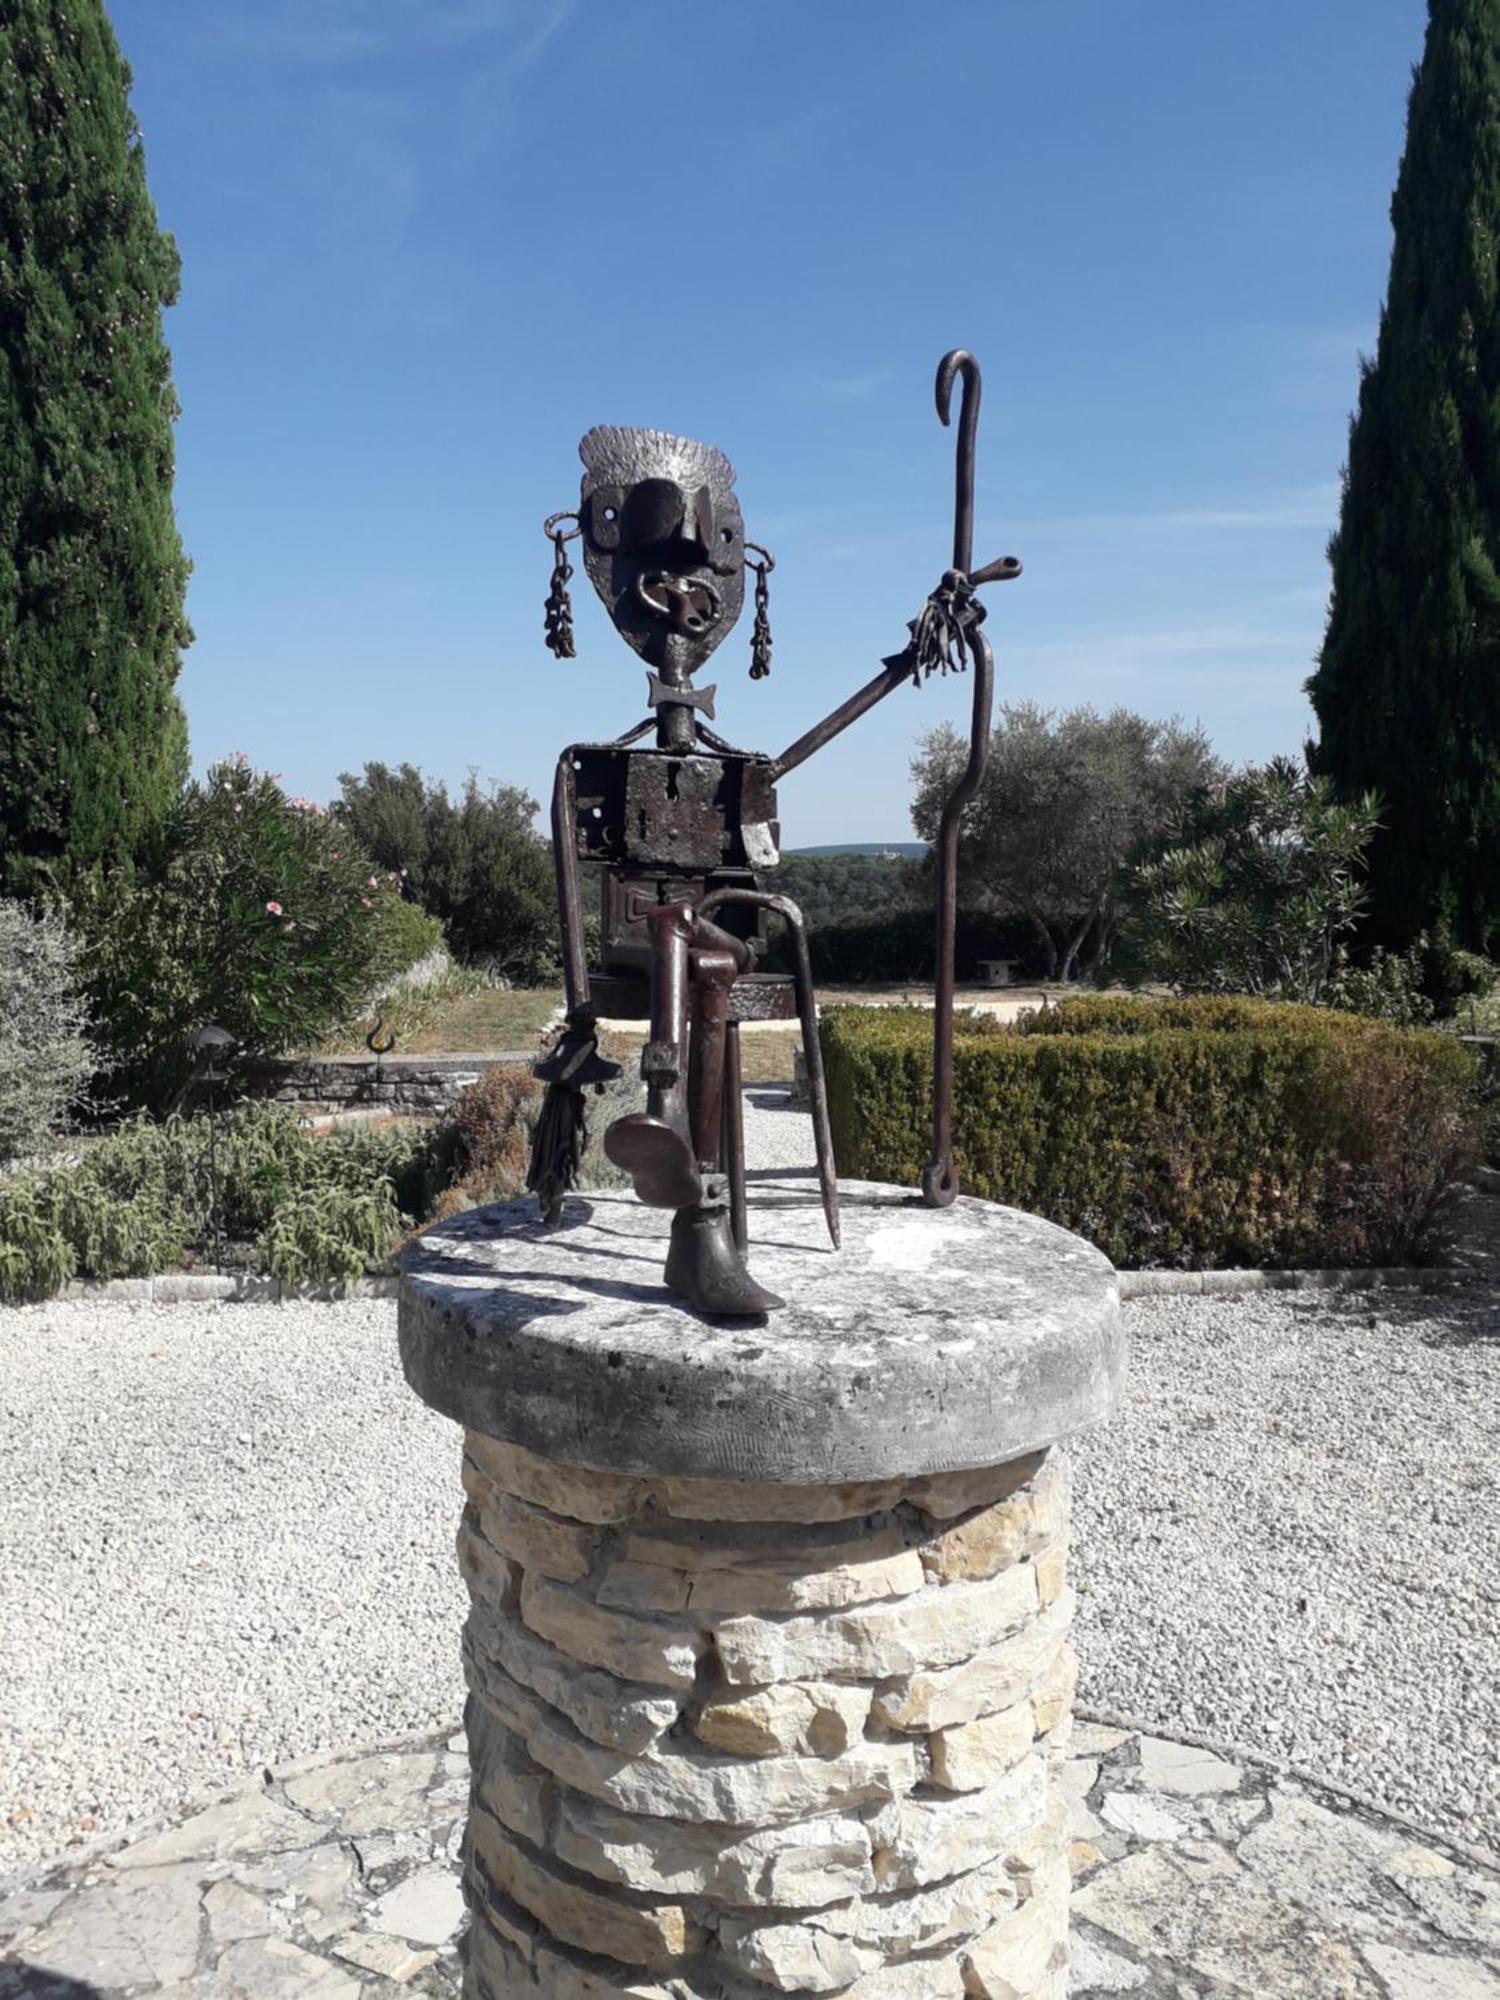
[767,659,912,782]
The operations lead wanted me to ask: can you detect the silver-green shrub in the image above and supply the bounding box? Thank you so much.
[0,901,94,1163]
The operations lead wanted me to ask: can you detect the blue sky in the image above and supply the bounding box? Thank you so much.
[112,0,1427,845]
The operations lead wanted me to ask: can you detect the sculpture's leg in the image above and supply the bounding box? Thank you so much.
[699,887,839,1248]
[721,1020,748,1253]
[603,904,702,1211]
[664,946,783,1317]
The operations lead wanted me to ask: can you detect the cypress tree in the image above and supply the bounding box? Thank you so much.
[1307,0,1500,952]
[0,0,190,897]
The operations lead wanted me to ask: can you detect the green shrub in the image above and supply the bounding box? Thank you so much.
[0,1178,76,1303]
[821,995,1479,1269]
[77,757,416,1109]
[257,1181,405,1291]
[0,902,94,1162]
[772,907,1042,985]
[1325,943,1435,1026]
[0,1100,445,1301]
[333,762,559,980]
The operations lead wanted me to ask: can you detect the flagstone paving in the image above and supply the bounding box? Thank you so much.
[3,1720,1497,1998]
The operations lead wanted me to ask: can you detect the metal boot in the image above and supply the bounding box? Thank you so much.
[665,1191,784,1316]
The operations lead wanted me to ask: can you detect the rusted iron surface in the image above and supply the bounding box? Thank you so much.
[528,352,1021,1313]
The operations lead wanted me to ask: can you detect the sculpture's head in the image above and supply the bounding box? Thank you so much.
[542,426,773,680]
[574,426,744,671]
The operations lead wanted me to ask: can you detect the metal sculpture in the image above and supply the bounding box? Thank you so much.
[526,349,1020,1315]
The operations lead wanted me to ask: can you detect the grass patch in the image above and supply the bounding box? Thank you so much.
[317,986,563,1057]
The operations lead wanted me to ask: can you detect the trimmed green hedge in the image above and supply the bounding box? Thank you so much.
[821,995,1480,1269]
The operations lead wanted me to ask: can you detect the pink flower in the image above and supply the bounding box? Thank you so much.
[283,920,296,932]
[266,900,283,916]
[331,852,340,862]
[367,876,378,888]
[360,896,371,907]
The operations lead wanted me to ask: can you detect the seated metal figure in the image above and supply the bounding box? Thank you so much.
[527,350,1020,1316]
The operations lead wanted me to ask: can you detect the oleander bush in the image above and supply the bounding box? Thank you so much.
[821,994,1480,1269]
[76,757,430,1111]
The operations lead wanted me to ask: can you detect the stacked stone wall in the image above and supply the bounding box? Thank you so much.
[455,1432,1076,1999]
[246,1056,508,1120]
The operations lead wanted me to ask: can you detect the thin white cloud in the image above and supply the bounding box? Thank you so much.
[214,0,572,67]
[1010,484,1340,537]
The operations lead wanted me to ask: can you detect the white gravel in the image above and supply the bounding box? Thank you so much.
[3,1088,1496,1881]
[1072,1285,1500,1855]
[0,1295,466,1883]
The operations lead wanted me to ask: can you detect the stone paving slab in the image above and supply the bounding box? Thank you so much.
[3,1720,1498,1997]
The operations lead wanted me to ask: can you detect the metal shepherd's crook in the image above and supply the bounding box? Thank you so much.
[921,350,1020,1206]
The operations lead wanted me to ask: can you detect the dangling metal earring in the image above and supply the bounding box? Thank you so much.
[746,542,775,680]
[542,512,580,660]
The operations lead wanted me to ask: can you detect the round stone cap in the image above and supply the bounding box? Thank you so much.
[399,1179,1124,1486]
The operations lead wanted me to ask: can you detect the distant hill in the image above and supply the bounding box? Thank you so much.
[785,842,927,859]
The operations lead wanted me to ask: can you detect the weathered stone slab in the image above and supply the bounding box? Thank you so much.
[466,1430,645,1524]
[22,1864,207,1988]
[400,1186,1123,1485]
[657,1473,905,1523]
[695,1680,873,1759]
[1133,1733,1240,1797]
[591,1541,929,1616]
[470,1805,703,1968]
[715,1565,1037,1684]
[931,1700,1035,1792]
[520,1573,705,1691]
[718,1916,880,1992]
[870,1755,1051,1891]
[469,1665,916,1828]
[959,1857,1068,2000]
[906,1453,1048,1521]
[109,1789,322,1870]
[207,1936,364,1997]
[1361,1943,1500,1999]
[479,1481,602,1583]
[919,1487,1045,1585]
[471,1603,682,1752]
[552,1793,876,1908]
[622,1513,909,1574]
[282,1750,439,1838]
[1073,1844,1384,1997]
[456,1513,517,1609]
[873,1591,1074,1731]
[364,1862,465,1946]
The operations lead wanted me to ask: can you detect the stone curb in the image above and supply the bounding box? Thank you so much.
[50,1272,402,1305]
[1074,1705,1500,1877]
[1117,1263,1475,1299]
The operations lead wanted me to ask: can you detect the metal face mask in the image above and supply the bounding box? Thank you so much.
[576,426,746,675]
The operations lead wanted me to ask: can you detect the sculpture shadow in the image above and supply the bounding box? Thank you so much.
[1,1970,107,1999]
[1270,1281,1500,1351]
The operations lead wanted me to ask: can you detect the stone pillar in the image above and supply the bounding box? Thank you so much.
[400,1180,1122,2000]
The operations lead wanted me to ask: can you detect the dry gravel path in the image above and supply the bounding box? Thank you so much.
[3,1092,1497,1884]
